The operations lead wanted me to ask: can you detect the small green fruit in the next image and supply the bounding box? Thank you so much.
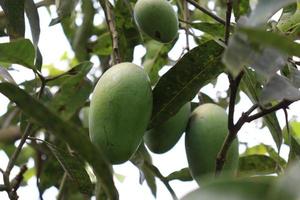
[144,102,191,153]
[89,62,153,164]
[185,103,239,184]
[134,0,179,43]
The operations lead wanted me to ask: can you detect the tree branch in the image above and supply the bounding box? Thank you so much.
[224,0,233,44]
[98,0,121,65]
[216,99,294,175]
[227,72,244,129]
[186,0,226,25]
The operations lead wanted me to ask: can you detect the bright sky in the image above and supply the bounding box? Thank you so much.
[0,2,300,200]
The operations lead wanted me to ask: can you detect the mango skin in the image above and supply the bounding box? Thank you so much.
[185,103,239,185]
[134,0,179,43]
[144,102,191,154]
[89,62,153,164]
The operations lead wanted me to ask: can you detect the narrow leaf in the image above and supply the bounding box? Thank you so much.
[0,39,35,69]
[223,33,286,78]
[24,0,43,70]
[247,0,297,26]
[131,144,157,197]
[49,62,93,120]
[260,74,300,104]
[50,0,79,26]
[114,0,140,61]
[143,41,173,85]
[166,168,193,182]
[42,140,93,195]
[240,27,300,57]
[233,0,250,20]
[150,40,224,128]
[0,82,118,199]
[0,0,25,39]
[191,22,225,38]
[238,155,278,176]
[0,67,16,84]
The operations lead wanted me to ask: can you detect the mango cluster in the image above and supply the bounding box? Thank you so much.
[88,0,239,184]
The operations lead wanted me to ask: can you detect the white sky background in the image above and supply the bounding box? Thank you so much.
[0,2,299,200]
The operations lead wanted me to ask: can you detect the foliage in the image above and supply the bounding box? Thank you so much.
[0,0,299,199]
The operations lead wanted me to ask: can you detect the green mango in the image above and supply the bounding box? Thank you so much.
[185,103,239,185]
[134,0,179,43]
[144,102,191,154]
[89,62,153,164]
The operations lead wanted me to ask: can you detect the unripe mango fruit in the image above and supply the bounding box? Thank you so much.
[134,0,179,43]
[89,62,153,164]
[185,103,239,185]
[144,102,191,153]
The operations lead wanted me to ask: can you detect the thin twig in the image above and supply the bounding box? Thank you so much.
[4,124,32,178]
[225,0,233,44]
[98,0,121,64]
[186,0,226,25]
[144,161,178,200]
[183,0,190,51]
[246,100,292,122]
[57,172,68,200]
[215,100,293,175]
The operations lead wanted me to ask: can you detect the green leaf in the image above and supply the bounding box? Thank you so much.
[94,32,113,56]
[48,62,93,120]
[131,144,157,197]
[191,22,225,39]
[182,176,274,200]
[223,33,286,78]
[282,121,300,161]
[240,69,283,150]
[270,161,300,200]
[114,0,140,61]
[0,39,35,69]
[0,0,25,39]
[24,0,43,70]
[149,40,224,128]
[166,168,193,182]
[0,82,118,199]
[260,74,300,104]
[42,140,93,195]
[50,0,79,26]
[238,155,278,176]
[143,41,173,85]
[247,0,297,26]
[233,0,250,20]
[277,3,299,34]
[241,144,286,170]
[72,0,95,61]
[240,27,300,57]
[0,67,16,84]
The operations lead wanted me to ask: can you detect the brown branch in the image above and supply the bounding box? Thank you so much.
[98,0,121,65]
[227,72,244,129]
[186,0,226,25]
[10,165,28,191]
[225,0,233,44]
[0,184,6,191]
[216,100,294,175]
